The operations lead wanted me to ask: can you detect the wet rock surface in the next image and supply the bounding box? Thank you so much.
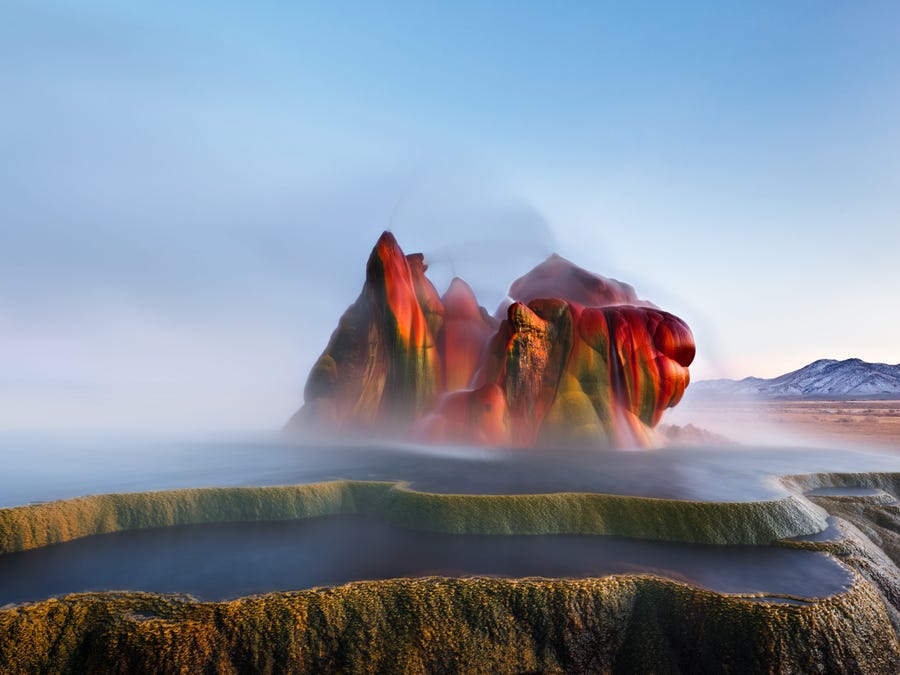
[1,573,898,674]
[3,470,900,672]
[288,232,695,448]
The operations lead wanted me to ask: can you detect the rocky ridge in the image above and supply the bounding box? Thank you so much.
[693,359,900,400]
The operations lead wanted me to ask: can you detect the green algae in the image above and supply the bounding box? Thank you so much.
[0,482,360,555]
[0,480,828,555]
[377,485,827,544]
[1,575,897,675]
[3,473,900,672]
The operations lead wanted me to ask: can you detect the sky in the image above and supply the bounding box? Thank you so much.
[1,1,899,432]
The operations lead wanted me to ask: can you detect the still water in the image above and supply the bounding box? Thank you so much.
[0,515,852,606]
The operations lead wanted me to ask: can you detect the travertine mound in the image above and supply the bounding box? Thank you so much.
[3,474,900,673]
[289,232,695,448]
[1,575,897,675]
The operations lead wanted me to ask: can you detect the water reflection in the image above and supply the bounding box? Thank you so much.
[0,516,852,606]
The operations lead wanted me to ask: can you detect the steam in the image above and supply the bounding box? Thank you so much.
[0,165,555,433]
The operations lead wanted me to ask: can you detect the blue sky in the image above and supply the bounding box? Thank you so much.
[2,1,899,431]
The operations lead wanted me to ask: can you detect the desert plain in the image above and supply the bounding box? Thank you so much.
[670,398,900,449]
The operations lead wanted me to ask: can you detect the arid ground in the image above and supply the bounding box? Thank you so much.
[761,400,900,447]
[667,399,900,450]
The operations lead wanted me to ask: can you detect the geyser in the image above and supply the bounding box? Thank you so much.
[288,232,695,447]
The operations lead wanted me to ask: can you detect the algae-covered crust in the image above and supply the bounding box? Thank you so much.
[0,480,828,554]
[3,475,899,673]
[1,574,898,675]
[0,482,362,555]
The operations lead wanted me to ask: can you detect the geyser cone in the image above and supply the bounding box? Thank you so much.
[499,252,653,315]
[288,232,695,448]
[439,277,497,391]
[291,231,443,433]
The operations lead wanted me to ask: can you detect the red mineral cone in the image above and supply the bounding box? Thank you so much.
[411,382,510,446]
[440,278,497,392]
[288,231,442,434]
[288,234,695,449]
[499,253,653,317]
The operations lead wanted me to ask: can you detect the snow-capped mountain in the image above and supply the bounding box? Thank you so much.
[691,358,900,399]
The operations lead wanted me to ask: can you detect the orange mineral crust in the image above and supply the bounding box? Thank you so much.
[289,232,695,448]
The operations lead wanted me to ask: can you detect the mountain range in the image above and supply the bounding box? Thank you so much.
[691,358,900,400]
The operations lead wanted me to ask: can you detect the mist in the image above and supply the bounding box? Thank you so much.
[3,6,900,673]
[6,1,899,435]
[0,163,558,433]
